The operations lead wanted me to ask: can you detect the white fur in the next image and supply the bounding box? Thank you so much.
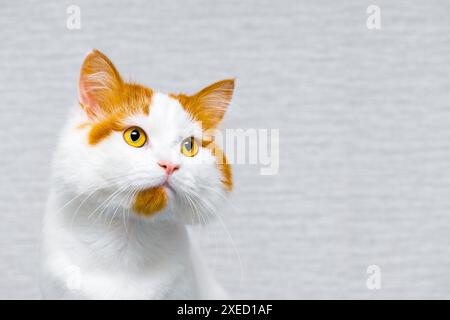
[39,93,229,299]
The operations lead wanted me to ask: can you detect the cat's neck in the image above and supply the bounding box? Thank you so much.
[46,189,191,268]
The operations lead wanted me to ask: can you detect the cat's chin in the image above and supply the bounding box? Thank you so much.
[132,186,168,216]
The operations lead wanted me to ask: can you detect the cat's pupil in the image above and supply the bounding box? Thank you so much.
[130,130,140,142]
[184,139,192,151]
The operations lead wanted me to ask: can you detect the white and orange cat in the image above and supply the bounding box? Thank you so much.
[39,50,234,299]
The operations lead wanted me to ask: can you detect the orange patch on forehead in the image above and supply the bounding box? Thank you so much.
[85,85,152,145]
[92,83,152,118]
[88,113,126,145]
[133,187,168,216]
[80,84,153,146]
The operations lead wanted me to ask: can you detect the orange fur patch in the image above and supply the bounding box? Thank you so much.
[84,84,152,146]
[206,142,233,191]
[133,187,168,216]
[87,113,126,145]
[87,83,152,117]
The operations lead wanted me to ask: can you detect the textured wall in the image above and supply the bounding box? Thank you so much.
[1,0,450,299]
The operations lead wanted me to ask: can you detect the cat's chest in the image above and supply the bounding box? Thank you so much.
[42,194,201,299]
[73,260,198,299]
[42,234,199,299]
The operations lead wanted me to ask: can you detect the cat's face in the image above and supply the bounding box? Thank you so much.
[55,50,233,224]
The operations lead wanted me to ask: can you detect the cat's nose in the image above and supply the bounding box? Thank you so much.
[158,161,179,175]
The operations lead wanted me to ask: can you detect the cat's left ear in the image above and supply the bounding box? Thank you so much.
[176,79,235,130]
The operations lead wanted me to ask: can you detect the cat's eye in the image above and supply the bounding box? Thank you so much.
[180,137,199,157]
[123,127,147,148]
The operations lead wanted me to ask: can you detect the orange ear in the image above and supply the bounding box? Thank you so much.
[79,49,123,119]
[176,79,235,130]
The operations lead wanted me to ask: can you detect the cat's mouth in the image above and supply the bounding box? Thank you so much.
[150,176,176,196]
[138,175,176,194]
[161,181,176,194]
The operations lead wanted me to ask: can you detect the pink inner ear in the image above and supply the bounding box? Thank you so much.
[78,84,98,119]
[78,77,98,118]
[78,49,124,120]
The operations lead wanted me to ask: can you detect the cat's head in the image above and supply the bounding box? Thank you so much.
[55,50,234,224]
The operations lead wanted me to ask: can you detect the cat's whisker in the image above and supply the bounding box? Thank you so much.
[123,187,139,234]
[186,192,205,226]
[89,184,129,224]
[184,186,244,281]
[208,204,244,282]
[117,186,137,229]
[56,173,138,217]
[69,185,108,231]
[174,182,206,225]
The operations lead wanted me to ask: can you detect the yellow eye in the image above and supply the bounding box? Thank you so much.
[180,137,199,157]
[123,127,147,148]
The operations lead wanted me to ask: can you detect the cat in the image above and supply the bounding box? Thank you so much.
[39,49,235,299]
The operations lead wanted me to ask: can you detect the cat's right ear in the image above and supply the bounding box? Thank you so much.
[78,49,123,119]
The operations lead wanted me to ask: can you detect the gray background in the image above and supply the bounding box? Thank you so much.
[1,0,450,299]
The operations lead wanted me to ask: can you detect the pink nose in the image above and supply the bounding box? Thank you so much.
[158,161,179,175]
